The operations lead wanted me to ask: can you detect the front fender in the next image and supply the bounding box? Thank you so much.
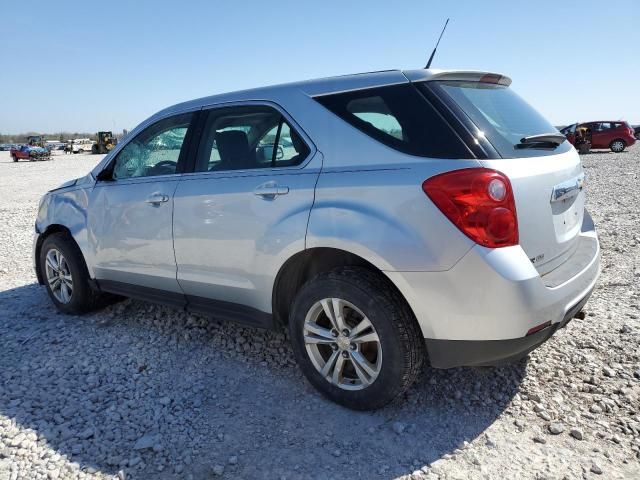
[36,186,94,276]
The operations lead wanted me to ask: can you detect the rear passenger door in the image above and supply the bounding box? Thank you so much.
[172,103,321,323]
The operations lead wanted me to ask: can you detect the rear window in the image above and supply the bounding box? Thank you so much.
[426,81,572,158]
[314,84,473,159]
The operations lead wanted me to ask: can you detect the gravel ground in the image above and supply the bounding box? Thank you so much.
[0,147,639,480]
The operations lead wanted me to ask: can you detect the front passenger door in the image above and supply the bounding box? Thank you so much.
[88,112,195,296]
[591,122,611,149]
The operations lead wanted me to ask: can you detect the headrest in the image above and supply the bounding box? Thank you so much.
[215,130,250,165]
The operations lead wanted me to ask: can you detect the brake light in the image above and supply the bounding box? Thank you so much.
[422,168,518,248]
[479,74,503,84]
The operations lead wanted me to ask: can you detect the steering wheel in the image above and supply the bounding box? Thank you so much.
[150,160,177,174]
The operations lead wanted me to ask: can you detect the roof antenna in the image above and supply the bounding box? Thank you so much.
[425,18,450,69]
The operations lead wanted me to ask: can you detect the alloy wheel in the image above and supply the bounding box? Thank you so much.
[303,298,382,391]
[45,248,73,304]
[611,141,624,153]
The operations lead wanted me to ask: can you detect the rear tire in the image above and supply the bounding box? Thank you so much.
[40,233,104,314]
[610,139,626,153]
[289,267,425,410]
[12,155,18,162]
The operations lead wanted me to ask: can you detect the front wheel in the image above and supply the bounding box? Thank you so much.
[12,155,18,162]
[40,233,104,314]
[289,267,425,410]
[610,139,626,153]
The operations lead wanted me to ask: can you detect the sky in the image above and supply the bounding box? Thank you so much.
[1,0,638,134]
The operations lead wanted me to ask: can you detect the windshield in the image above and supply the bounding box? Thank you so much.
[429,80,572,158]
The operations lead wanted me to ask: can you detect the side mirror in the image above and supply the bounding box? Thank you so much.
[96,168,114,182]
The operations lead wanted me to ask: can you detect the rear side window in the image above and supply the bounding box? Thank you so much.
[314,84,472,159]
[426,81,572,158]
[194,106,310,172]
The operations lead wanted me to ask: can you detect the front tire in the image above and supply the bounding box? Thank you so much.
[610,139,626,153]
[40,233,103,314]
[289,267,425,410]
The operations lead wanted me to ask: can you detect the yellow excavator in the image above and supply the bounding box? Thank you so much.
[92,131,117,154]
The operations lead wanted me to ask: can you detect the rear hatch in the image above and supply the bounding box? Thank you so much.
[414,72,585,274]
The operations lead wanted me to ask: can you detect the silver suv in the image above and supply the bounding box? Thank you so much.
[35,69,600,410]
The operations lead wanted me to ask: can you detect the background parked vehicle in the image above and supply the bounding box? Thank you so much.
[27,135,46,147]
[92,131,117,154]
[10,144,52,161]
[561,121,636,152]
[71,138,95,153]
[45,140,65,151]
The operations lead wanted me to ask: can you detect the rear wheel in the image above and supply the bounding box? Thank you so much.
[40,233,104,314]
[610,139,626,153]
[12,155,18,162]
[289,267,425,410]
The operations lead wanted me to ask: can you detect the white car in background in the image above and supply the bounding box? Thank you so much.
[71,138,94,153]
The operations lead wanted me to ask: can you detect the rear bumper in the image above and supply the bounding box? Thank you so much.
[384,211,600,367]
[425,286,592,368]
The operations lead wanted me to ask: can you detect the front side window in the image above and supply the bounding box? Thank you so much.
[195,106,310,172]
[594,122,612,131]
[314,83,472,159]
[112,112,193,180]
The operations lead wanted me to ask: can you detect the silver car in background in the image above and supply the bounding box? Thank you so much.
[34,69,600,409]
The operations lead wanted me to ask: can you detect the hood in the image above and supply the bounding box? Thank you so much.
[49,178,78,192]
[48,172,95,193]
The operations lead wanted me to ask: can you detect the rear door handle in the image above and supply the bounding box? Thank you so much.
[254,182,289,199]
[145,192,170,205]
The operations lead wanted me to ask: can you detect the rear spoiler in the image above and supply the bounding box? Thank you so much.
[403,69,512,87]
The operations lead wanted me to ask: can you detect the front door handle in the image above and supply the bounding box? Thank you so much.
[254,182,289,199]
[145,192,170,205]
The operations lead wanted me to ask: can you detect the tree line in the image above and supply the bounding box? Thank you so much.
[0,132,97,143]
[0,130,129,143]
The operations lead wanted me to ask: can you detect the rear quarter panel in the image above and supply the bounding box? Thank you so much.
[307,161,478,272]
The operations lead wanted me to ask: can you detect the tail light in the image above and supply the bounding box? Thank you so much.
[422,168,518,248]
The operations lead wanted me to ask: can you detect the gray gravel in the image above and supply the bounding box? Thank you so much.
[0,148,639,479]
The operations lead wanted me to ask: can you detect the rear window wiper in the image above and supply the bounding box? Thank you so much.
[515,133,566,149]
